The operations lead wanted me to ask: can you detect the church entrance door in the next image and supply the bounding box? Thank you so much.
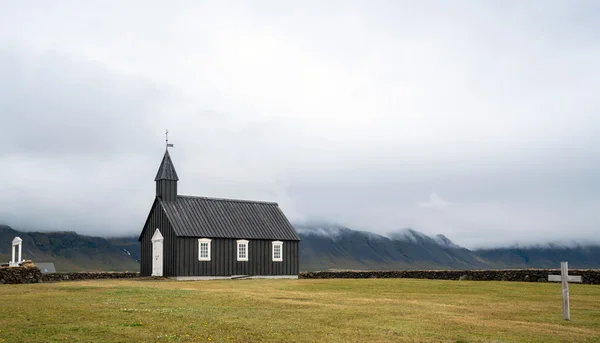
[151,229,164,276]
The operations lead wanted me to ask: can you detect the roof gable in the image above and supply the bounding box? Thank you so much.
[154,150,179,181]
[159,195,300,241]
[138,198,160,241]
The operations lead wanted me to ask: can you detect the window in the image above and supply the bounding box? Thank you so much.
[237,240,249,261]
[272,241,283,262]
[198,238,211,261]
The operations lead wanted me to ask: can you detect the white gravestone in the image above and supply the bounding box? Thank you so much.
[9,236,23,267]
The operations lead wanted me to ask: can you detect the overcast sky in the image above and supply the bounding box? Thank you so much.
[1,1,599,248]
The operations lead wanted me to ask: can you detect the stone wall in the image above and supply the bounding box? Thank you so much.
[41,272,140,282]
[0,267,140,284]
[0,266,43,284]
[4,267,600,284]
[299,269,600,285]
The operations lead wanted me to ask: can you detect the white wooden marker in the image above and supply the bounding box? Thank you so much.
[9,237,23,267]
[547,261,582,320]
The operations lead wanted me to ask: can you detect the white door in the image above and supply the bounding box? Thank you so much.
[151,229,164,277]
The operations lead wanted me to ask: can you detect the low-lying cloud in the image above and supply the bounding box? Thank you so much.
[1,1,599,248]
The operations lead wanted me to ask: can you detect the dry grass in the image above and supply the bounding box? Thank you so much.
[0,278,599,342]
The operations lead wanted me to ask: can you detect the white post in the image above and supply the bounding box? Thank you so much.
[561,261,570,321]
[10,237,23,267]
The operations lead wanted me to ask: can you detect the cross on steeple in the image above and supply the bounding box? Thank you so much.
[165,129,174,150]
[156,130,178,201]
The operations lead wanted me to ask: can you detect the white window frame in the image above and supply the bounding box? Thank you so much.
[198,238,211,261]
[272,241,283,262]
[237,239,249,261]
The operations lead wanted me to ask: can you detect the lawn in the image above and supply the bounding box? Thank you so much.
[0,278,599,342]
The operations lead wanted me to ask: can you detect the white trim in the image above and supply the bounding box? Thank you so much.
[198,238,211,261]
[151,228,164,242]
[171,275,298,281]
[244,275,298,279]
[272,241,283,262]
[172,276,232,281]
[237,239,249,261]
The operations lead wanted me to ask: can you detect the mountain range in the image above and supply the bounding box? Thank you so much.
[0,225,139,272]
[1,224,599,272]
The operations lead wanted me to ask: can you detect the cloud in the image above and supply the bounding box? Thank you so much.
[0,46,172,235]
[419,193,449,209]
[1,1,599,248]
[0,47,166,156]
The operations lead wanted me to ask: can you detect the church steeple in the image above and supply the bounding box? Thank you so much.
[155,130,178,201]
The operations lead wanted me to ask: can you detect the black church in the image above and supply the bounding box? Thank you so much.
[139,146,300,279]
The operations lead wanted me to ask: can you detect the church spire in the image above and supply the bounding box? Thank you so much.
[154,149,179,182]
[155,130,178,201]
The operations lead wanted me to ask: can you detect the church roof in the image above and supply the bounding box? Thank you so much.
[159,195,301,241]
[154,150,179,181]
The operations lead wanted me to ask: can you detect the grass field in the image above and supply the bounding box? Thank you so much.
[0,278,599,342]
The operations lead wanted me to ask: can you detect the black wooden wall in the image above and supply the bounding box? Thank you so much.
[139,199,177,277]
[155,180,177,202]
[176,238,299,276]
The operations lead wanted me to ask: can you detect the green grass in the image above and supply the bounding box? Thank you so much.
[0,278,599,342]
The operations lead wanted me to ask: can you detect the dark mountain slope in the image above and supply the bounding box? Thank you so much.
[2,223,599,272]
[0,225,139,272]
[297,225,490,271]
[475,244,600,269]
[106,235,141,261]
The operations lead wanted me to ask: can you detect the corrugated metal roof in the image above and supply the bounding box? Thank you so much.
[154,150,179,181]
[159,195,300,241]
